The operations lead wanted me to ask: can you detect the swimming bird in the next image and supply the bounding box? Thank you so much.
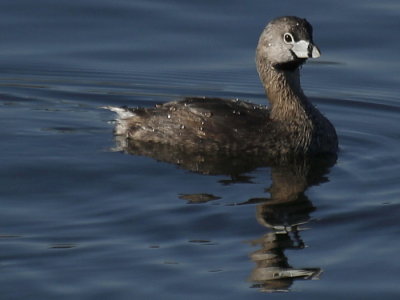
[104,16,338,157]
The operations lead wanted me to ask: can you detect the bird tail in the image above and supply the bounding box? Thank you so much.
[101,106,135,136]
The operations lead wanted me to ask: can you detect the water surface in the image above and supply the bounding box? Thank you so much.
[1,0,400,299]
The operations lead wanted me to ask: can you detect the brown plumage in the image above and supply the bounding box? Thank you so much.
[104,16,338,158]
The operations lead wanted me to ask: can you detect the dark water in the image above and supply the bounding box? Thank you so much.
[1,0,400,299]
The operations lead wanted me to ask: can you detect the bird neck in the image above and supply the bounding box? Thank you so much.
[258,59,315,122]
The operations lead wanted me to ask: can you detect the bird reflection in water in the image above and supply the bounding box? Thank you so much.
[110,136,336,292]
[244,161,330,292]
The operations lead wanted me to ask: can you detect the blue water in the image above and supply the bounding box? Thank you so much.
[1,0,400,299]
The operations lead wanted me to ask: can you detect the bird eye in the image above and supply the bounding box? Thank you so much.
[283,33,294,44]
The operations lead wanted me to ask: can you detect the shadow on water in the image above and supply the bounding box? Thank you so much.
[111,136,337,292]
